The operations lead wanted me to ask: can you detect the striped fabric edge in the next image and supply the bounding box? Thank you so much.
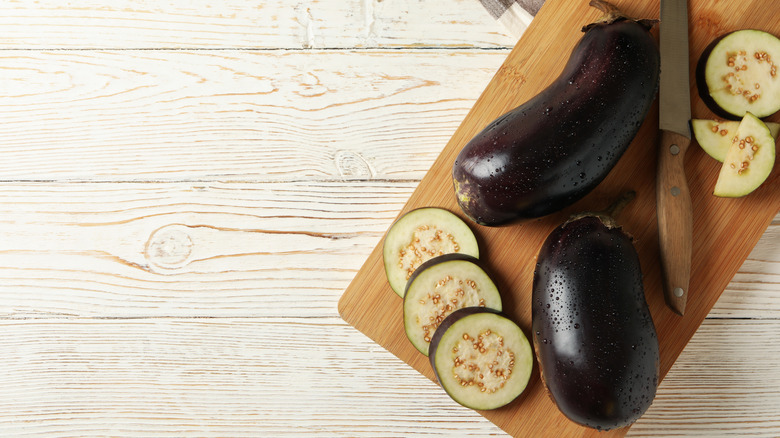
[478,0,543,39]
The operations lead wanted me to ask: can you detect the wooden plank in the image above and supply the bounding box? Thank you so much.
[0,318,777,437]
[0,317,504,437]
[338,0,780,436]
[0,181,410,318]
[0,0,515,49]
[708,221,780,318]
[629,319,780,437]
[0,0,778,435]
[0,49,506,181]
[0,181,776,319]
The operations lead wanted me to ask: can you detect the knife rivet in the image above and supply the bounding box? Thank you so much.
[670,144,680,155]
[674,287,685,297]
[670,186,681,196]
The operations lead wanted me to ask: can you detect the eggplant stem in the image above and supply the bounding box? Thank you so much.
[565,190,636,229]
[604,190,636,219]
[589,0,621,17]
[582,0,658,32]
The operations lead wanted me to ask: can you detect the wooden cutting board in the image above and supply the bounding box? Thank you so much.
[338,0,780,436]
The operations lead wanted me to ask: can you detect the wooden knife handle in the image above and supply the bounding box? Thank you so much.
[656,129,693,316]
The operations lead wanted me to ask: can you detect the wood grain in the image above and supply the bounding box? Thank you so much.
[0,181,776,320]
[0,0,778,436]
[339,0,780,436]
[0,318,505,437]
[0,318,778,437]
[656,130,693,315]
[0,50,506,181]
[0,0,515,49]
[629,319,780,437]
[0,181,409,318]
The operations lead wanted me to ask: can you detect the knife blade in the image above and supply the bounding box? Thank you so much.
[657,0,692,316]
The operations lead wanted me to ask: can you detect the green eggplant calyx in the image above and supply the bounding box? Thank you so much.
[582,0,658,33]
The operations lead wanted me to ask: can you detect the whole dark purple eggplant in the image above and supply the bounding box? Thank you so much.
[452,1,659,226]
[532,192,659,430]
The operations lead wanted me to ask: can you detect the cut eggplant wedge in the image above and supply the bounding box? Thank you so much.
[713,112,776,197]
[383,208,479,297]
[403,254,502,356]
[429,308,533,411]
[693,118,780,162]
[697,29,780,119]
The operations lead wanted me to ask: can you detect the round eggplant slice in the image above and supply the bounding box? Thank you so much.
[429,308,533,411]
[403,254,502,356]
[698,29,780,119]
[383,207,479,297]
[713,112,776,197]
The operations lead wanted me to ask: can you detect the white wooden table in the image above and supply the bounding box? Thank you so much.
[1,1,778,436]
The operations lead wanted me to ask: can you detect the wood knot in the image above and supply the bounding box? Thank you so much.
[145,225,194,271]
[334,150,373,179]
[293,72,327,97]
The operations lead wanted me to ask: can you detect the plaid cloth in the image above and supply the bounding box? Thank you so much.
[478,0,546,38]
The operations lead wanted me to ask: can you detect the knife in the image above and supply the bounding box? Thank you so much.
[657,0,692,316]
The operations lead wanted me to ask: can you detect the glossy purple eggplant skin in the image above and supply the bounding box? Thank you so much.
[532,215,659,430]
[452,13,660,226]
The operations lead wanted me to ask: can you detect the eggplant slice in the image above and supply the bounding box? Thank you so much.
[383,207,479,297]
[429,308,533,411]
[698,29,780,119]
[713,112,776,197]
[403,254,502,356]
